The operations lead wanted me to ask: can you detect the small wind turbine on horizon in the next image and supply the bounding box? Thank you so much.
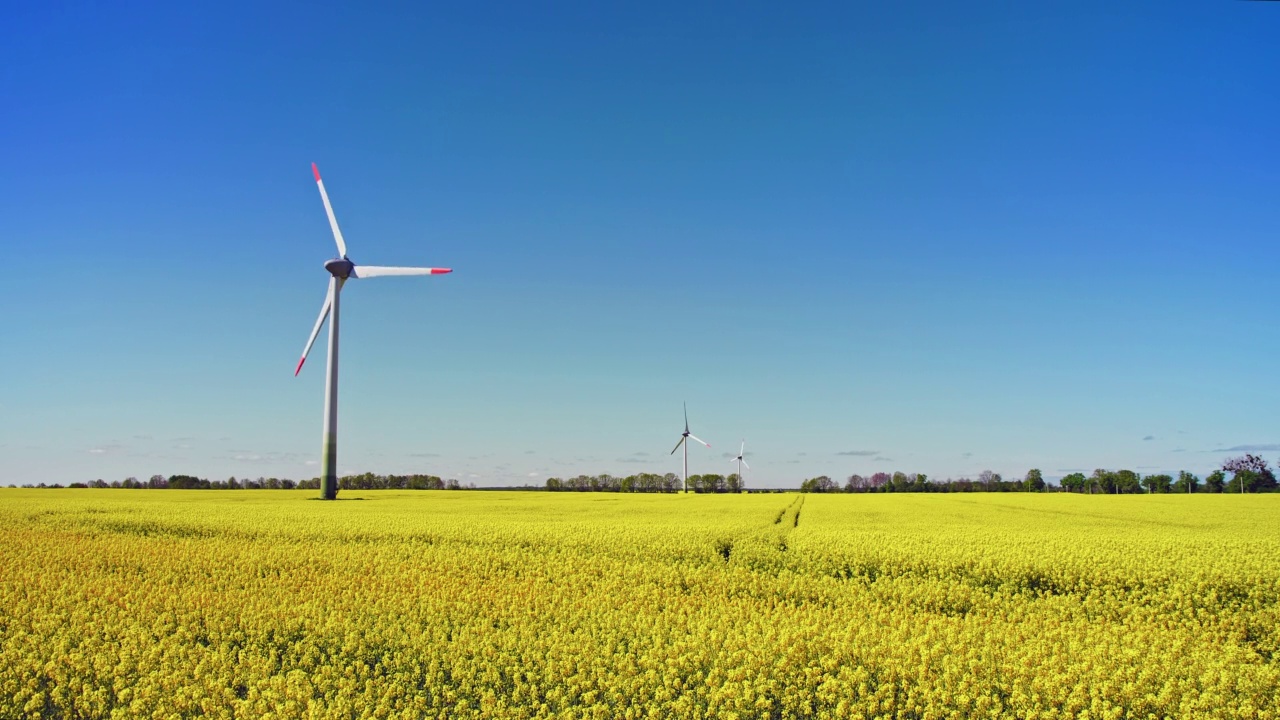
[670,402,710,493]
[294,163,452,501]
[730,440,749,488]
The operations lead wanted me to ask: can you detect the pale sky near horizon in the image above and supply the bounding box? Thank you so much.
[3,1,1279,487]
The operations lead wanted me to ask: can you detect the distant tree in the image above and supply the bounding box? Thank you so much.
[726,473,743,493]
[688,474,727,493]
[445,478,461,491]
[1173,471,1199,494]
[167,474,202,490]
[1204,470,1226,493]
[800,476,838,493]
[1223,454,1277,493]
[844,474,867,492]
[407,475,443,490]
[1141,474,1173,493]
[1060,473,1086,493]
[1114,470,1141,494]
[1023,469,1045,492]
[147,475,167,489]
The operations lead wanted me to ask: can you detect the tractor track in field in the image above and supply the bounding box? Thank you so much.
[715,495,806,563]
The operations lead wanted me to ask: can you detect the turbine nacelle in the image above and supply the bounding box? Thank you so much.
[324,258,355,278]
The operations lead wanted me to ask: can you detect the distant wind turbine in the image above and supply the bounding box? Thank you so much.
[295,163,452,500]
[670,402,710,492]
[730,440,749,488]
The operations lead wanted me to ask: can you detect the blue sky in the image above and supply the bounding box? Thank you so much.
[3,1,1279,487]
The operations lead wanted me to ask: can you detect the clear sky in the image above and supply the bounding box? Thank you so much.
[3,1,1278,488]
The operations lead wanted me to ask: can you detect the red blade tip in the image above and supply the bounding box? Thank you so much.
[431,268,453,274]
[311,163,321,182]
[294,357,306,376]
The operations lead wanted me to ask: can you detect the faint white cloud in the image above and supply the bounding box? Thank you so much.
[527,472,540,477]
[1210,444,1280,452]
[837,450,877,457]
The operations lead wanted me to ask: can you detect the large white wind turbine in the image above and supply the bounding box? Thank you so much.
[294,163,452,500]
[730,440,749,488]
[669,402,710,492]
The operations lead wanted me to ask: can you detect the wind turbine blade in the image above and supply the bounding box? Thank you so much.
[352,265,453,278]
[741,459,750,470]
[312,163,348,258]
[740,440,745,456]
[688,434,710,448]
[683,402,689,432]
[295,280,334,376]
[670,437,686,455]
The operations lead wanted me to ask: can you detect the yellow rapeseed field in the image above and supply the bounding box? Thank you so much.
[1,490,1277,719]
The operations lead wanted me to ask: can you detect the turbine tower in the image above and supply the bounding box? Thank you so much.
[295,163,452,500]
[730,440,749,489]
[669,402,710,492]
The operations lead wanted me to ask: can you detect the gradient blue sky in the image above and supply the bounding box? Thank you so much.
[3,1,1279,487]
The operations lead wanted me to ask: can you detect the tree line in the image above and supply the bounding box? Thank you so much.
[800,471,1040,493]
[544,473,744,493]
[17,454,1280,494]
[801,454,1280,494]
[16,473,471,491]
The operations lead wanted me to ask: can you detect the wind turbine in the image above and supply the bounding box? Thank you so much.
[730,440,749,488]
[294,163,452,500]
[669,402,710,492]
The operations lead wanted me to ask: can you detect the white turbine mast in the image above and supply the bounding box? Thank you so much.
[730,440,749,489]
[294,163,452,500]
[669,402,710,492]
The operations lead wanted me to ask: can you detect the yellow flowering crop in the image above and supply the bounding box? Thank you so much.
[0,490,1276,718]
